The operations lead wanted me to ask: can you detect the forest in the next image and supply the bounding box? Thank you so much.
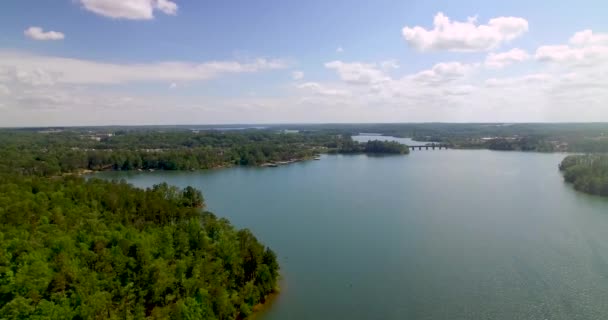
[560,155,608,196]
[0,128,413,318]
[0,129,288,318]
[0,129,409,176]
[330,139,409,154]
[0,173,279,319]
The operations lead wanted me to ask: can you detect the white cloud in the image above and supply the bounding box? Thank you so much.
[569,29,608,47]
[409,62,472,85]
[292,71,304,80]
[79,0,178,20]
[297,82,350,97]
[443,85,476,96]
[155,0,178,15]
[535,30,608,67]
[324,61,389,85]
[336,47,344,53]
[24,27,65,41]
[380,60,400,70]
[0,84,10,96]
[402,12,528,52]
[0,51,287,85]
[4,24,608,125]
[485,48,530,68]
[485,73,551,88]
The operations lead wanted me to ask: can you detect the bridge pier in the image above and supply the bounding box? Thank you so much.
[408,144,450,151]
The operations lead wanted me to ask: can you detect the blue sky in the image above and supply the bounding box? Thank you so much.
[1,0,607,126]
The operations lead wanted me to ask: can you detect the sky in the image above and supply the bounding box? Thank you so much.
[0,0,607,126]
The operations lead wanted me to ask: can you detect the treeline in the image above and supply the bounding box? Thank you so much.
[0,130,412,176]
[567,139,608,153]
[0,130,329,175]
[7,145,316,176]
[486,137,556,152]
[330,139,409,154]
[0,174,279,319]
[559,155,608,196]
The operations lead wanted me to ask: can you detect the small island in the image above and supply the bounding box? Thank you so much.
[332,139,409,154]
[559,155,608,196]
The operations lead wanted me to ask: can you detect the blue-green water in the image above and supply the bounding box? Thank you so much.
[95,147,608,319]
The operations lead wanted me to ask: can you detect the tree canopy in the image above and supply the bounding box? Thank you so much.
[0,131,282,320]
[0,172,279,319]
[559,155,608,196]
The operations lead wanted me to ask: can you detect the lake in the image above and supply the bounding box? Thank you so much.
[94,138,608,319]
[352,134,431,145]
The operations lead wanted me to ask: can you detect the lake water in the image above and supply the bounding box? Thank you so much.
[94,140,608,319]
[352,134,428,145]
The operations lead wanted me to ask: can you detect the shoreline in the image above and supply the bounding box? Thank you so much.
[74,155,319,177]
[249,289,281,319]
[249,276,286,320]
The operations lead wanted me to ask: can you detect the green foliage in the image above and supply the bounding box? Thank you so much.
[363,140,409,154]
[0,130,334,175]
[330,137,409,154]
[0,174,279,319]
[559,155,608,196]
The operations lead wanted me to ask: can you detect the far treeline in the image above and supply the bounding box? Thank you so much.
[0,130,407,176]
[271,123,608,152]
[560,155,608,197]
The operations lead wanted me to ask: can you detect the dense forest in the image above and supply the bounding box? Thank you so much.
[0,128,413,318]
[0,130,411,176]
[0,130,325,175]
[486,137,556,152]
[330,139,409,154]
[0,174,279,319]
[560,155,608,196]
[0,129,289,318]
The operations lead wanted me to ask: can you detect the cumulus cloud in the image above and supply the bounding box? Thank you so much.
[297,82,349,96]
[5,22,608,125]
[402,12,528,52]
[292,71,304,80]
[336,47,344,53]
[409,62,472,85]
[24,27,65,41]
[569,29,608,47]
[79,0,178,20]
[485,48,530,68]
[155,0,178,15]
[324,61,389,85]
[0,51,287,85]
[485,73,551,88]
[535,30,608,67]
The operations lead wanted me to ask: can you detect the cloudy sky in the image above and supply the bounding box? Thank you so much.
[1,0,607,126]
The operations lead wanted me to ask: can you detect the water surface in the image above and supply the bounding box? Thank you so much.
[96,149,608,319]
[352,134,430,145]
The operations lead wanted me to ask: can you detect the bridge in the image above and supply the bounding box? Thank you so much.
[408,143,450,150]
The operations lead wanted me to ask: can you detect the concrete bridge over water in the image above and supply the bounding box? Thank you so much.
[408,143,450,150]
